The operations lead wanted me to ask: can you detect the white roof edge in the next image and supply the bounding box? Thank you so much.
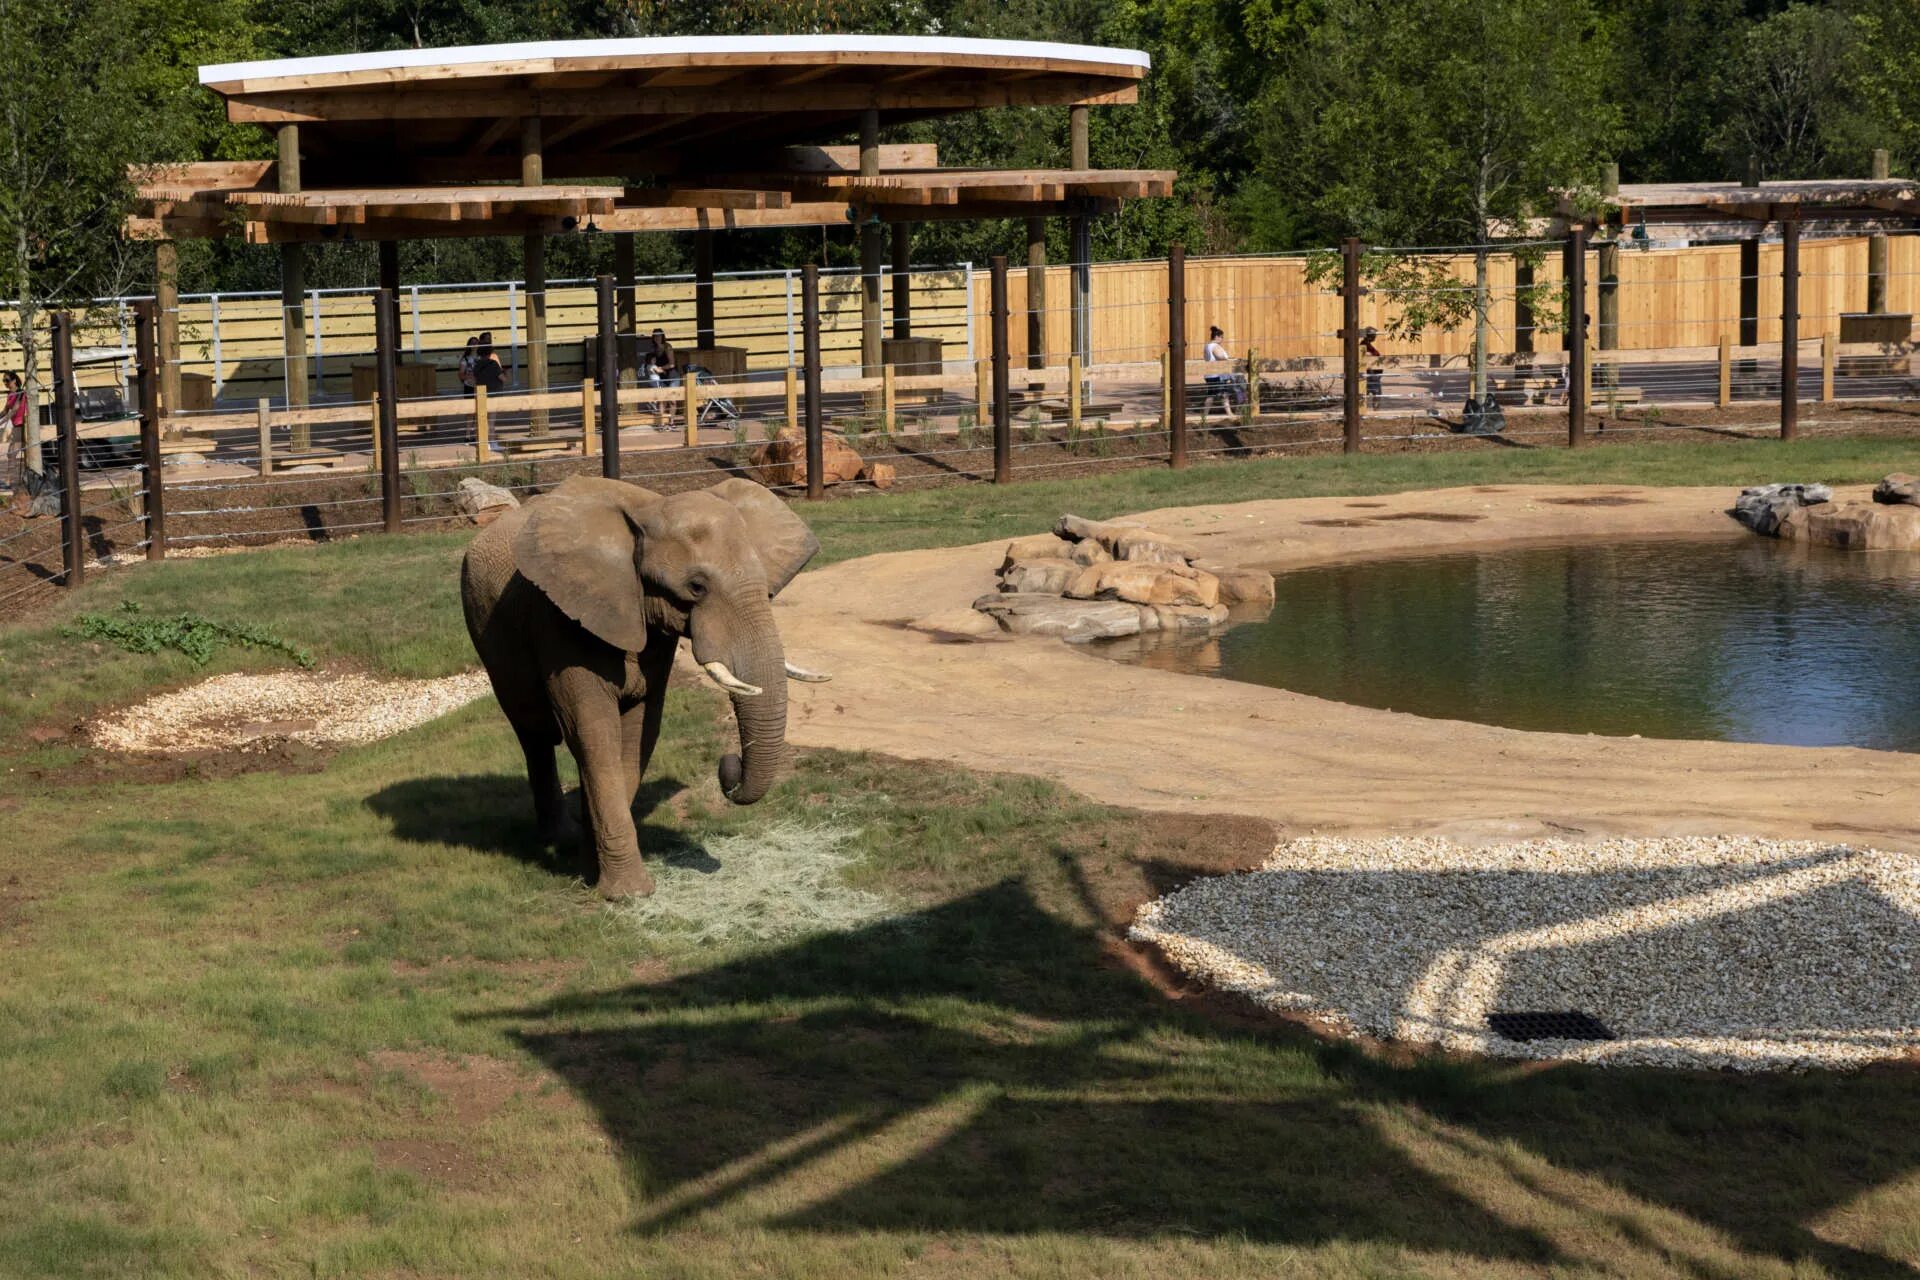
[201,34,1150,87]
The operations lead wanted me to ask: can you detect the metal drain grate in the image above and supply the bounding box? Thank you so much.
[1486,1010,1615,1042]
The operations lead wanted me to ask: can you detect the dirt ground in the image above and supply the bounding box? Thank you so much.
[775,482,1920,857]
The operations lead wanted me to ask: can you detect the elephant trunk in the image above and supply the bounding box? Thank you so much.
[690,596,788,806]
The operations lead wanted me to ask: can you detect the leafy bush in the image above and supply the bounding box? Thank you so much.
[63,601,315,669]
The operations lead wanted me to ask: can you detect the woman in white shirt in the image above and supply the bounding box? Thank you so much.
[1203,325,1244,408]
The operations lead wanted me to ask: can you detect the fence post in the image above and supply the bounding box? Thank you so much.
[134,300,165,561]
[683,375,699,450]
[256,399,272,476]
[881,364,896,436]
[1821,331,1835,404]
[1780,216,1799,441]
[990,253,1012,484]
[801,263,824,500]
[784,366,798,435]
[1718,335,1732,408]
[1565,226,1588,448]
[51,313,83,588]
[596,274,620,478]
[1168,244,1187,468]
[1068,354,1083,432]
[581,378,597,457]
[473,385,489,462]
[375,288,401,532]
[975,359,991,423]
[369,395,381,471]
[1341,237,1362,454]
[1247,347,1259,417]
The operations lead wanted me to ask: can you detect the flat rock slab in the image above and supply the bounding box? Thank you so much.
[972,592,1142,641]
[1781,500,1920,551]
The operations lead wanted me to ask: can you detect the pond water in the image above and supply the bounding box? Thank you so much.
[1094,538,1920,752]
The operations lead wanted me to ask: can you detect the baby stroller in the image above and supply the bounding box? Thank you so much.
[684,365,738,425]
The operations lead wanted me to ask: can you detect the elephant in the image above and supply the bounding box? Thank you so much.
[460,475,824,898]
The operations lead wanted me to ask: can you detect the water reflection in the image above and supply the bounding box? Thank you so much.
[1093,538,1920,752]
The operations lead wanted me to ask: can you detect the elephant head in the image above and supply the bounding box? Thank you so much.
[512,475,820,805]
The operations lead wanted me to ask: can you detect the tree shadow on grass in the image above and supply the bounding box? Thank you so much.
[365,773,697,877]
[478,856,1920,1274]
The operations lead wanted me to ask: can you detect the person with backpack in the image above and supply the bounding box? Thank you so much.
[457,336,479,396]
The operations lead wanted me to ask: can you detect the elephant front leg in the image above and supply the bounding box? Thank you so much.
[554,675,656,900]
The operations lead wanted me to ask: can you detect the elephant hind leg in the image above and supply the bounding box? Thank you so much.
[511,717,573,848]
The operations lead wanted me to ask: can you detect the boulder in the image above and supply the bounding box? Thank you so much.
[1872,473,1920,506]
[1779,501,1920,551]
[907,608,1004,640]
[1146,603,1232,632]
[454,476,519,526]
[1068,538,1113,567]
[1064,561,1221,608]
[864,462,897,490]
[1734,482,1831,537]
[1055,513,1200,563]
[999,557,1080,595]
[972,593,1143,641]
[1194,562,1277,606]
[1001,532,1073,570]
[750,426,865,488]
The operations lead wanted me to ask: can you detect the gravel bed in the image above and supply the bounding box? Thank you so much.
[90,669,492,753]
[1130,835,1920,1071]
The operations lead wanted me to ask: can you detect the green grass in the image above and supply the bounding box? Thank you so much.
[2,436,1918,1277]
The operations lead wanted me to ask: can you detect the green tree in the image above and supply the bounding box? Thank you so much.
[1707,4,1891,180]
[1254,0,1620,401]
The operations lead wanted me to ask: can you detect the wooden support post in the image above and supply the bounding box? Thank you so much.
[1070,104,1092,372]
[50,314,83,588]
[521,116,548,433]
[1738,237,1760,348]
[1822,331,1836,404]
[1341,237,1362,454]
[377,239,402,369]
[1565,226,1588,447]
[881,364,896,435]
[683,376,699,450]
[1168,243,1187,468]
[596,274,620,477]
[1247,347,1260,416]
[154,241,182,422]
[801,262,824,500]
[277,124,308,409]
[134,300,164,559]
[1781,216,1799,441]
[473,385,489,462]
[1718,335,1732,407]
[859,108,883,380]
[581,379,597,456]
[374,287,401,531]
[891,222,912,340]
[1068,354,1083,431]
[1026,216,1047,391]
[1514,258,1535,360]
[1869,148,1890,314]
[256,399,272,476]
[976,359,991,421]
[369,396,381,471]
[613,233,638,384]
[1159,351,1172,431]
[1596,162,1619,380]
[990,254,1012,483]
[694,228,716,349]
[784,366,798,434]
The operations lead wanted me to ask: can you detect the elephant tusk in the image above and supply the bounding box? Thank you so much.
[784,661,832,683]
[701,661,763,697]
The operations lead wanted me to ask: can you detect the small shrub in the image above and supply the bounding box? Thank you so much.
[63,601,315,669]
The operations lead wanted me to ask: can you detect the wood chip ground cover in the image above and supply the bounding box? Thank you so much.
[1130,835,1920,1071]
[87,669,491,752]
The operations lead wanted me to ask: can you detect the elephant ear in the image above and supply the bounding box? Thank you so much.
[708,477,820,597]
[513,476,663,652]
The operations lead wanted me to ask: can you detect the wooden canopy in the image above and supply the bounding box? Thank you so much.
[128,35,1172,244]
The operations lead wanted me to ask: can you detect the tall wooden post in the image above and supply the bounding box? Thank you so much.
[596,275,621,478]
[1068,103,1093,376]
[1026,217,1047,392]
[134,301,164,560]
[51,313,83,587]
[1869,148,1890,314]
[801,263,824,501]
[859,108,884,379]
[1341,237,1362,454]
[1514,257,1535,360]
[1168,244,1188,467]
[1566,226,1589,448]
[521,116,549,432]
[1738,237,1760,348]
[154,241,182,421]
[378,239,402,343]
[1597,163,1619,380]
[694,228,716,349]
[613,232,638,384]
[1781,215,1800,441]
[277,124,309,408]
[990,254,1012,483]
[891,222,912,340]
[374,289,401,532]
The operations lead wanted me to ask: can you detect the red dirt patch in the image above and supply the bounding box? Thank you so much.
[1299,518,1372,528]
[1541,495,1651,507]
[1368,511,1487,523]
[372,1138,497,1192]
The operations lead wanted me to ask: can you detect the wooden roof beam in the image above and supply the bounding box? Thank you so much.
[463,115,522,155]
[224,78,1141,124]
[626,188,793,210]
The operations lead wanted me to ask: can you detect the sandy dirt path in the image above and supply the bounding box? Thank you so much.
[774,483,1920,854]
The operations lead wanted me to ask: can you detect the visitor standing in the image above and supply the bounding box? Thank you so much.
[1203,325,1244,408]
[1,372,26,501]
[457,336,479,397]
[645,329,677,387]
[472,338,504,393]
[1361,327,1384,409]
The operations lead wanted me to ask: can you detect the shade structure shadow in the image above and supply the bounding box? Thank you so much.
[365,772,695,876]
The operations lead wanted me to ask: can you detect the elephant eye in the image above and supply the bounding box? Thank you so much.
[685,575,709,601]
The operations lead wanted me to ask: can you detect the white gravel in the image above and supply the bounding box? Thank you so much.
[1130,834,1920,1071]
[89,669,492,753]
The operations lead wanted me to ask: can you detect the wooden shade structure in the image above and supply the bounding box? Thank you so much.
[128,35,1172,243]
